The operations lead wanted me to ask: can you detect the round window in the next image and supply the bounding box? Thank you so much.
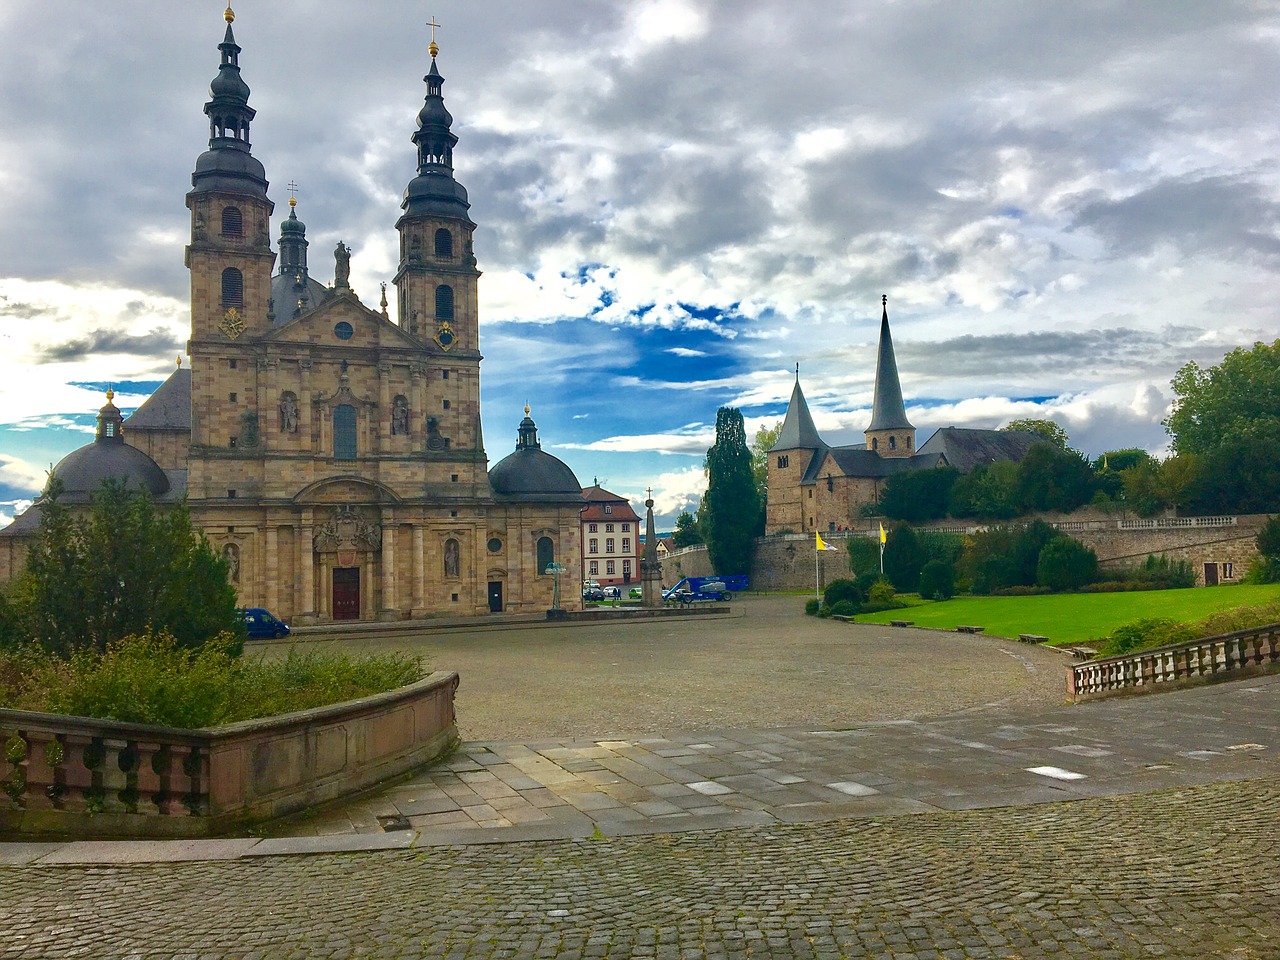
[334,321,354,340]
[487,537,502,554]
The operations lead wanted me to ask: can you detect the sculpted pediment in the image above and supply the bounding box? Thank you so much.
[265,292,421,350]
[293,475,402,505]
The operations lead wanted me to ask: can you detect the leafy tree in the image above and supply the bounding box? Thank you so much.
[917,560,955,600]
[1093,448,1157,473]
[1189,419,1280,515]
[847,535,880,576]
[949,460,1019,520]
[1015,443,1095,514]
[1166,340,1280,457]
[671,510,703,548]
[1257,516,1280,562]
[823,578,863,611]
[749,420,783,509]
[1036,537,1098,592]
[918,530,965,567]
[701,407,761,575]
[879,466,959,522]
[13,478,239,656]
[1121,461,1163,517]
[883,524,926,593]
[1002,418,1070,450]
[962,521,1059,594]
[1153,454,1201,516]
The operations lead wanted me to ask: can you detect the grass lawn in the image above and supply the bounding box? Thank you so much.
[855,584,1280,646]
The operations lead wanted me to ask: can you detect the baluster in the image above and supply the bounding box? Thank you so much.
[165,744,196,817]
[99,738,130,813]
[59,735,97,812]
[19,731,59,811]
[134,741,164,814]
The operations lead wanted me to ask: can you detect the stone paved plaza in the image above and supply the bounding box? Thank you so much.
[2,597,1279,958]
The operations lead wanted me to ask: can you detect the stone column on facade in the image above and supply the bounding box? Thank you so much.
[409,363,425,449]
[299,359,314,454]
[296,522,316,624]
[411,524,427,618]
[641,488,663,607]
[258,357,277,452]
[379,520,398,620]
[377,362,391,454]
[264,524,278,613]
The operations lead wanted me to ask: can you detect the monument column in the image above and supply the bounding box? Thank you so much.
[641,487,663,607]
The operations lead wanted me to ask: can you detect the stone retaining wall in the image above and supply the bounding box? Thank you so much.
[0,670,459,839]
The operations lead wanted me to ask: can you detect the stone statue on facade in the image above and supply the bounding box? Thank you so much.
[279,392,299,434]
[391,395,409,436]
[334,241,351,288]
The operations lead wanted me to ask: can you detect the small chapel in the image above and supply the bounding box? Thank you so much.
[767,297,1041,535]
[0,9,586,622]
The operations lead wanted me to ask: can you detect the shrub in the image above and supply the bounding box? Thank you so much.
[804,598,821,616]
[2,632,424,728]
[823,578,863,609]
[917,561,955,600]
[861,579,906,614]
[1036,537,1098,592]
[846,536,880,576]
[829,600,859,618]
[991,584,1051,597]
[883,525,926,593]
[1096,618,1200,658]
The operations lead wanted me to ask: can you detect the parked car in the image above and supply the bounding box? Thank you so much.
[582,586,605,602]
[238,607,291,639]
[603,585,622,599]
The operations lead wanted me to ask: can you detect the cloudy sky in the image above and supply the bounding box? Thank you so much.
[1,1,1277,528]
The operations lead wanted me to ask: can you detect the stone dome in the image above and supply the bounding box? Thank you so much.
[50,393,170,499]
[488,409,583,501]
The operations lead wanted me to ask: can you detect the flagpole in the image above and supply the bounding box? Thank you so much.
[815,538,820,601]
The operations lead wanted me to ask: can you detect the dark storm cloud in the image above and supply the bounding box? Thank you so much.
[35,328,181,364]
[897,326,1208,380]
[1072,175,1280,262]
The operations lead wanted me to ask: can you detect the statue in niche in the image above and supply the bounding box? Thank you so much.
[279,392,299,434]
[223,543,240,584]
[444,538,460,579]
[334,241,351,288]
[391,395,409,436]
[426,416,449,451]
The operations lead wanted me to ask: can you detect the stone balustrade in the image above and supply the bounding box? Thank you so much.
[1067,623,1280,699]
[1,670,459,838]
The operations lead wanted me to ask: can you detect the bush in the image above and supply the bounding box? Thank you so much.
[1036,537,1098,592]
[846,536,880,576]
[804,598,821,616]
[823,578,863,609]
[861,579,906,614]
[917,561,955,600]
[991,584,1051,597]
[883,525,926,593]
[1,633,424,728]
[829,600,859,617]
[1096,618,1201,658]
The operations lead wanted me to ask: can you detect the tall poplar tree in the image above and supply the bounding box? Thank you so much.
[702,407,761,575]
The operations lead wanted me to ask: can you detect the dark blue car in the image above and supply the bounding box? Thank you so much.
[238,607,291,639]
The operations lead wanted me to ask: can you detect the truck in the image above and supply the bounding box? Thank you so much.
[662,575,748,603]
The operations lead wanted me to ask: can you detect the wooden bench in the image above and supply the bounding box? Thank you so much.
[1066,646,1098,661]
[956,625,984,634]
[889,620,914,628]
[1019,634,1048,644]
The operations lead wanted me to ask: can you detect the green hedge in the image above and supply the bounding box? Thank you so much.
[0,632,424,728]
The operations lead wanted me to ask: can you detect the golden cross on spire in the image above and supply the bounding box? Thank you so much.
[287,179,299,208]
[646,486,653,500]
[427,16,441,58]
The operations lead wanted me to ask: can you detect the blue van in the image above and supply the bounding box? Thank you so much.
[238,608,291,639]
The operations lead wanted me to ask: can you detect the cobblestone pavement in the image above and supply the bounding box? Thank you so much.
[1,776,1277,958]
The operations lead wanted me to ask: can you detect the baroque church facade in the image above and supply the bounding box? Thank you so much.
[0,10,586,622]
[767,298,1040,535]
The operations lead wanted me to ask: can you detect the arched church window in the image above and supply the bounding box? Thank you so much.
[871,437,878,451]
[536,536,555,574]
[333,404,357,460]
[435,284,454,321]
[221,268,244,308]
[889,436,897,450]
[434,228,453,259]
[221,206,243,237]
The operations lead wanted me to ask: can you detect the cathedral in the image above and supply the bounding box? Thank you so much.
[0,9,586,622]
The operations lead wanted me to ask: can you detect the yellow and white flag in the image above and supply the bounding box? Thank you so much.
[816,532,837,551]
[879,522,887,545]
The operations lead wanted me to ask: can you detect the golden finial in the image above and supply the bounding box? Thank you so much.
[176,356,183,368]
[287,180,298,208]
[106,388,115,402]
[427,16,441,59]
[524,402,531,416]
[224,2,234,23]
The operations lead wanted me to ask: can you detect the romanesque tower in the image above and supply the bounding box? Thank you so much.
[864,296,915,458]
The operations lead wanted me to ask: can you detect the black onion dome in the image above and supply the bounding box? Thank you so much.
[488,408,583,500]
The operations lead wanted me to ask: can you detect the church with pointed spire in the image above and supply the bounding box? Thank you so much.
[0,8,585,621]
[767,298,1041,535]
